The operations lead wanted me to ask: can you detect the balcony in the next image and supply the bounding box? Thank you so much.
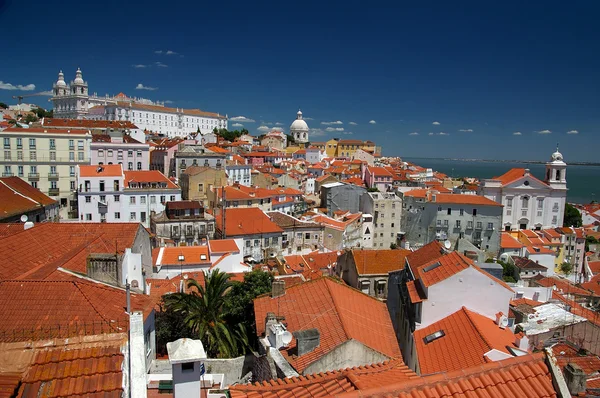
[28,173,40,181]
[48,188,60,196]
[48,173,59,180]
[2,172,13,177]
[184,229,195,237]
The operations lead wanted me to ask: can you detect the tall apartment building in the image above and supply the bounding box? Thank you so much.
[359,191,402,249]
[0,127,91,216]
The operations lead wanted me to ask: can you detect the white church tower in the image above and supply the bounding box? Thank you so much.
[52,68,89,119]
[290,109,309,145]
[545,145,567,190]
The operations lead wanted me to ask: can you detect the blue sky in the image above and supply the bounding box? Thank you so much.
[1,0,599,161]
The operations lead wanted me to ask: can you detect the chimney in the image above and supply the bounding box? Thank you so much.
[293,328,320,356]
[271,280,285,298]
[563,363,586,395]
[265,312,278,336]
[514,332,529,351]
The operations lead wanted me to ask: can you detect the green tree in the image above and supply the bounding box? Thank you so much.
[286,134,296,145]
[163,270,249,358]
[0,102,7,109]
[7,119,21,128]
[560,262,573,275]
[563,203,582,228]
[224,270,273,340]
[155,300,192,356]
[497,260,516,282]
[24,114,38,124]
[390,243,398,250]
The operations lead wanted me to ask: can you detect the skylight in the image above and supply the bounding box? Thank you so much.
[423,330,445,344]
[423,261,442,273]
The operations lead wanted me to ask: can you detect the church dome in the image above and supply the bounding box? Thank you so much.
[73,67,84,84]
[551,146,564,162]
[56,70,66,87]
[290,110,309,131]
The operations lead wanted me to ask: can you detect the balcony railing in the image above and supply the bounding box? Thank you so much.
[28,173,40,181]
[2,172,13,177]
[48,173,59,180]
[8,155,87,163]
[48,188,60,196]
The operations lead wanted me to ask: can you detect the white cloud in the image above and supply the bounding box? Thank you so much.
[230,116,255,123]
[257,125,271,132]
[342,131,354,135]
[459,129,473,132]
[0,81,36,91]
[567,130,579,135]
[321,120,343,125]
[231,123,244,127]
[304,117,314,121]
[136,83,158,91]
[271,127,284,132]
[513,132,522,136]
[369,120,377,124]
[348,121,357,125]
[432,121,441,125]
[409,132,419,136]
[275,122,283,126]
[325,127,344,132]
[166,50,178,55]
[37,90,54,96]
[537,129,552,134]
[132,64,148,68]
[438,132,449,136]
[164,100,174,104]
[428,132,434,136]
[156,50,179,55]
[155,62,168,68]
[154,50,163,54]
[309,128,326,137]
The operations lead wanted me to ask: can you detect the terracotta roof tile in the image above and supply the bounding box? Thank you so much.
[78,164,123,177]
[501,232,525,249]
[0,177,57,220]
[254,277,401,373]
[351,249,411,275]
[215,208,283,236]
[493,168,549,188]
[530,275,592,296]
[123,170,178,189]
[414,307,522,375]
[406,241,445,271]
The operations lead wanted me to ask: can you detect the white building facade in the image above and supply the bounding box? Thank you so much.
[290,110,309,144]
[479,148,567,231]
[77,164,181,227]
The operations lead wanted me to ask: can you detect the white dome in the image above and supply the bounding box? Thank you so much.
[73,68,84,84]
[56,70,66,87]
[290,109,309,131]
[551,145,564,162]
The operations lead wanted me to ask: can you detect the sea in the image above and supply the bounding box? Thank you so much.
[403,157,600,205]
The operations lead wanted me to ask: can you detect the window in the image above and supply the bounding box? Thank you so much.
[70,166,75,176]
[16,138,22,149]
[115,212,120,219]
[376,281,386,295]
[160,195,166,203]
[68,139,74,150]
[552,216,558,224]
[141,212,146,223]
[69,152,75,161]
[456,220,461,228]
[99,180,105,192]
[3,138,10,149]
[472,208,477,216]
[77,140,84,150]
[3,151,10,160]
[130,212,136,221]
[467,221,473,229]
[128,162,133,171]
[86,214,92,221]
[70,181,75,190]
[459,209,464,216]
[29,138,36,149]
[476,221,482,229]
[245,240,251,248]
[443,219,449,227]
[100,195,106,202]
[137,150,142,157]
[108,149,113,157]
[17,166,23,177]
[170,195,175,201]
[98,149,104,157]
[85,196,91,203]
[436,219,441,226]
[49,139,56,149]
[537,198,543,209]
[130,196,136,204]
[150,196,156,204]
[78,152,84,161]
[29,151,36,160]
[137,162,142,170]
[265,237,270,246]
[114,195,120,202]
[31,181,37,188]
[487,222,494,230]
[305,233,311,239]
[182,362,194,372]
[522,196,529,208]
[254,239,259,247]
[17,151,22,160]
[128,150,133,158]
[447,208,451,215]
[140,196,146,204]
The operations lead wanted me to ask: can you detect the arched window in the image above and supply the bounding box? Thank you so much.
[522,196,529,208]
[555,170,561,181]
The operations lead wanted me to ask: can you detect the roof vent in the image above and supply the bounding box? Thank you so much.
[423,330,445,344]
[423,261,442,273]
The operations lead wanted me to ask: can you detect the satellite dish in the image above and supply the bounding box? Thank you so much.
[444,240,451,250]
[499,315,509,328]
[20,215,28,223]
[281,331,293,346]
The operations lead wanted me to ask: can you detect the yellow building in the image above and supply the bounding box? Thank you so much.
[325,139,338,157]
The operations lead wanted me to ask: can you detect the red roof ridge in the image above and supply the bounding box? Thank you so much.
[461,307,495,352]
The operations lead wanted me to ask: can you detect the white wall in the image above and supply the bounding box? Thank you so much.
[419,266,513,329]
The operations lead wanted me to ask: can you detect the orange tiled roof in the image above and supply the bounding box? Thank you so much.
[406,280,425,303]
[351,249,411,275]
[229,359,418,398]
[123,170,178,189]
[406,241,445,270]
[253,277,402,373]
[78,164,123,177]
[215,208,283,236]
[337,353,556,398]
[530,275,592,296]
[493,168,548,187]
[413,251,471,287]
[0,279,153,343]
[501,232,525,249]
[403,189,428,198]
[0,177,57,220]
[414,307,522,375]
[0,223,142,280]
[434,193,502,207]
[154,246,211,266]
[209,239,240,253]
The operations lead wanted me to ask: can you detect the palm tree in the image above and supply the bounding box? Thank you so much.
[163,270,249,358]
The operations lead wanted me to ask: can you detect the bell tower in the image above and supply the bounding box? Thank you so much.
[545,144,567,190]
